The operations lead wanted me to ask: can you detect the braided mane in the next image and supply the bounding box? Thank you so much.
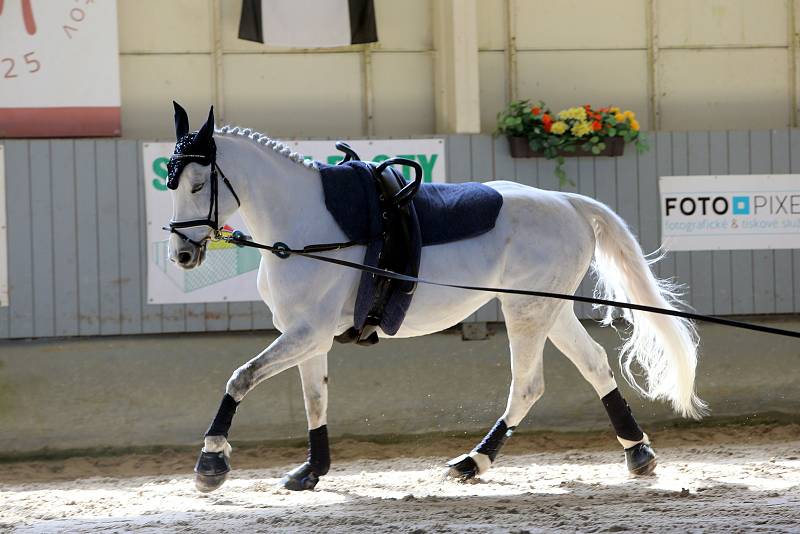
[215,125,317,170]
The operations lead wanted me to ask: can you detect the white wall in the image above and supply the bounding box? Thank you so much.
[118,0,434,140]
[117,0,797,138]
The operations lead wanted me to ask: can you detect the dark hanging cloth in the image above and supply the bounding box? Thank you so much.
[238,0,377,47]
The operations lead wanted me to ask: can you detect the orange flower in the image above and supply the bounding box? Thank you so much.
[531,106,541,116]
[592,120,602,131]
[542,113,553,132]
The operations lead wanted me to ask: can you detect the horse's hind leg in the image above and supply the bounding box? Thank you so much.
[446,302,551,481]
[280,353,331,491]
[548,304,657,476]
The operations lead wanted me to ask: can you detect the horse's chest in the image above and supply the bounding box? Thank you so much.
[256,259,276,308]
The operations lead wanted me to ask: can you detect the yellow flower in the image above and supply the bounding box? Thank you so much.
[609,106,621,114]
[630,119,640,131]
[551,121,568,135]
[614,112,626,122]
[557,107,587,121]
[571,121,593,137]
[624,110,636,120]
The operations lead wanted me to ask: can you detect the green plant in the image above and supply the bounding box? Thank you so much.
[496,100,650,185]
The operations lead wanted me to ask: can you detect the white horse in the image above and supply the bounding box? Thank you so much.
[166,104,705,493]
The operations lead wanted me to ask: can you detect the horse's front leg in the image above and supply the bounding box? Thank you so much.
[195,327,324,493]
[280,353,330,491]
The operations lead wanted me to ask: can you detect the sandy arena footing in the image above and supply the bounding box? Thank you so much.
[1,424,799,533]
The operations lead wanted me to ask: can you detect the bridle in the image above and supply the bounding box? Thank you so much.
[165,147,241,248]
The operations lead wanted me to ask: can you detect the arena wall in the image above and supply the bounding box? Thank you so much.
[2,129,799,453]
[2,129,800,340]
[1,318,798,453]
[117,0,798,139]
[4,0,800,452]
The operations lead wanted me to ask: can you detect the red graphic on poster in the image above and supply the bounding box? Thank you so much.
[0,0,37,35]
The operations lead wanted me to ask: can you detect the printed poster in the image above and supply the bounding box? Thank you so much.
[0,0,121,137]
[144,138,446,304]
[660,174,800,251]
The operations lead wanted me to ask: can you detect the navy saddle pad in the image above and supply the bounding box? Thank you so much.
[318,161,503,335]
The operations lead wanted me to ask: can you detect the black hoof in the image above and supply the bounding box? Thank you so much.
[626,442,658,476]
[194,450,231,493]
[445,454,479,481]
[280,462,321,491]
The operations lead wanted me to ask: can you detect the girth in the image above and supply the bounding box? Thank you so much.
[331,143,422,346]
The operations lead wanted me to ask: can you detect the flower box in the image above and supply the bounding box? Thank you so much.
[508,135,625,158]
[495,100,648,184]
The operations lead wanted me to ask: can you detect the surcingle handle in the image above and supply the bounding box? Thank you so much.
[335,141,361,163]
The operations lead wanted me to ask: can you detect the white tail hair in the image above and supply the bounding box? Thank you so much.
[566,194,708,419]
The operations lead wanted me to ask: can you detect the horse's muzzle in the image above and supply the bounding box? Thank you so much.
[171,241,207,269]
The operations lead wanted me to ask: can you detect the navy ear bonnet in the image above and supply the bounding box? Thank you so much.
[167,133,216,190]
[168,101,215,190]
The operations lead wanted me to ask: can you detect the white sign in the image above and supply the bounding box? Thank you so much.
[0,0,120,137]
[144,138,447,304]
[660,174,800,251]
[287,139,446,183]
[0,145,7,307]
[144,143,260,304]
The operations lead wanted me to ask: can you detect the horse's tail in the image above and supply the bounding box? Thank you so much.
[565,193,707,419]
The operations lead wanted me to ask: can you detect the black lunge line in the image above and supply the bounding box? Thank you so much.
[218,234,800,340]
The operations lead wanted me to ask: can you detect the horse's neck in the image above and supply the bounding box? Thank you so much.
[217,135,324,245]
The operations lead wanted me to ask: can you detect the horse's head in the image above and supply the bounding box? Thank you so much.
[167,102,240,269]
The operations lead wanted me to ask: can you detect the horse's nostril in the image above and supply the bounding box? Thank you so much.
[178,251,192,264]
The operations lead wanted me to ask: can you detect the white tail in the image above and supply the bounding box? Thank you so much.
[566,194,707,419]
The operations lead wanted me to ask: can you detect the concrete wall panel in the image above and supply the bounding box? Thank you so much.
[371,52,435,136]
[223,53,364,138]
[515,0,647,49]
[108,1,798,137]
[478,51,507,133]
[118,0,212,53]
[478,0,506,50]
[120,56,214,140]
[517,50,649,129]
[658,0,789,48]
[374,0,433,51]
[659,49,789,131]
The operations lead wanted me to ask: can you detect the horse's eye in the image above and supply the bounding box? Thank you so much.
[191,183,205,194]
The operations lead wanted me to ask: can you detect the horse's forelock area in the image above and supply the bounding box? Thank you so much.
[2,425,799,533]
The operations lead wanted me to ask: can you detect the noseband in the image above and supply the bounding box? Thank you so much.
[165,148,241,248]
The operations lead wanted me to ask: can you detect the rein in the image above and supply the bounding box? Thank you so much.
[214,233,800,340]
[164,153,800,340]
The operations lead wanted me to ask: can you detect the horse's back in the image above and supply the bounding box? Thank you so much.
[392,181,597,337]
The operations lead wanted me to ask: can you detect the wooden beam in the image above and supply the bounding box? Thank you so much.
[433,0,480,133]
